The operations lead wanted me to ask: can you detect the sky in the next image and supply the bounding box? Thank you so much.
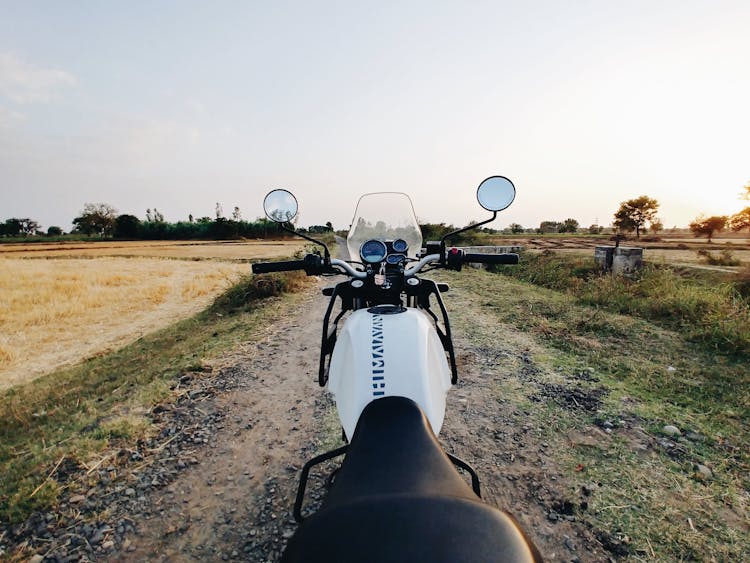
[1,0,749,232]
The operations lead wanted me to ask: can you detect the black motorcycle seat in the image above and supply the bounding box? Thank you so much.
[324,395,476,506]
[281,396,542,562]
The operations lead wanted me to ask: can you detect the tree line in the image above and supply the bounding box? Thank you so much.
[3,183,750,241]
[608,184,750,242]
[0,203,334,240]
[686,182,750,242]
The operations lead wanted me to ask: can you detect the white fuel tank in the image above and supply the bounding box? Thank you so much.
[327,306,452,440]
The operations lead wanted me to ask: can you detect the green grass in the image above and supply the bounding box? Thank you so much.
[0,271,310,524]
[0,234,106,244]
[482,257,749,423]
[490,251,750,356]
[442,266,749,560]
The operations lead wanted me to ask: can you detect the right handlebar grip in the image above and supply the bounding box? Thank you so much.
[252,259,307,274]
[463,253,519,265]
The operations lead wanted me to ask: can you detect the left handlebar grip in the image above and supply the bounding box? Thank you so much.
[252,259,307,274]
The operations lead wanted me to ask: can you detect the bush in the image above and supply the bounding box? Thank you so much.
[210,271,308,312]
[489,250,597,291]
[419,222,485,246]
[114,214,140,238]
[696,249,740,266]
[734,267,750,299]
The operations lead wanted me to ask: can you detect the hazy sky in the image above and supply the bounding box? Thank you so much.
[1,1,748,231]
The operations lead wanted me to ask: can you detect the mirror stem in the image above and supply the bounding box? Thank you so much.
[439,211,497,260]
[279,223,331,262]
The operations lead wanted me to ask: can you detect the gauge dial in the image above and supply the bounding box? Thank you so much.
[360,239,388,264]
[392,238,409,253]
[386,254,405,265]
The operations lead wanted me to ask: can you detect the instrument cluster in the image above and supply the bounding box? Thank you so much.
[359,238,409,266]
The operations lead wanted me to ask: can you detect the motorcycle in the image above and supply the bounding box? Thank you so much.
[252,177,542,562]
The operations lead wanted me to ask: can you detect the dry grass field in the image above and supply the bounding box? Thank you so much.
[0,239,304,261]
[0,239,304,390]
[0,257,249,389]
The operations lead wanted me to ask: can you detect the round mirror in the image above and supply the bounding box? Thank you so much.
[476,176,516,212]
[263,189,298,223]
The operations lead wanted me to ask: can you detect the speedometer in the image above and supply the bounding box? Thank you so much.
[392,238,409,253]
[360,239,388,264]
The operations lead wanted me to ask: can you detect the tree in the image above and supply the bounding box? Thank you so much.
[741,180,750,201]
[537,221,561,234]
[2,218,22,236]
[232,206,242,221]
[649,218,664,235]
[588,224,603,234]
[21,218,40,235]
[729,208,750,232]
[1,217,40,236]
[509,223,524,234]
[689,215,727,243]
[114,214,141,238]
[47,226,63,236]
[146,208,164,222]
[613,196,659,239]
[558,218,579,233]
[73,203,118,236]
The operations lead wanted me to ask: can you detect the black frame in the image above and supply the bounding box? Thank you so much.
[317,277,458,387]
[293,445,481,523]
[293,445,349,523]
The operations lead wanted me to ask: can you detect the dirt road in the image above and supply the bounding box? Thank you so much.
[118,286,334,562]
[8,277,610,561]
[108,274,608,562]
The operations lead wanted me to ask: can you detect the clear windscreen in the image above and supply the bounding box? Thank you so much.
[346,193,423,260]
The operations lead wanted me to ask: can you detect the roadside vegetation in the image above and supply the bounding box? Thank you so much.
[453,255,749,559]
[696,248,741,267]
[490,251,750,356]
[0,271,309,524]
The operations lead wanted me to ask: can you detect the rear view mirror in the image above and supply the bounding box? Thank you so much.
[476,176,515,212]
[263,189,299,223]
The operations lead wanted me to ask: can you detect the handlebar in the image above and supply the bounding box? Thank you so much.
[330,259,367,279]
[252,259,308,274]
[404,254,441,278]
[444,248,519,271]
[252,255,367,278]
[252,250,518,278]
[463,253,519,265]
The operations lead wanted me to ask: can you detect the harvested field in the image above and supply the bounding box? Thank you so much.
[0,239,305,388]
[0,257,251,389]
[483,236,750,269]
[0,239,304,261]
[542,247,750,269]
